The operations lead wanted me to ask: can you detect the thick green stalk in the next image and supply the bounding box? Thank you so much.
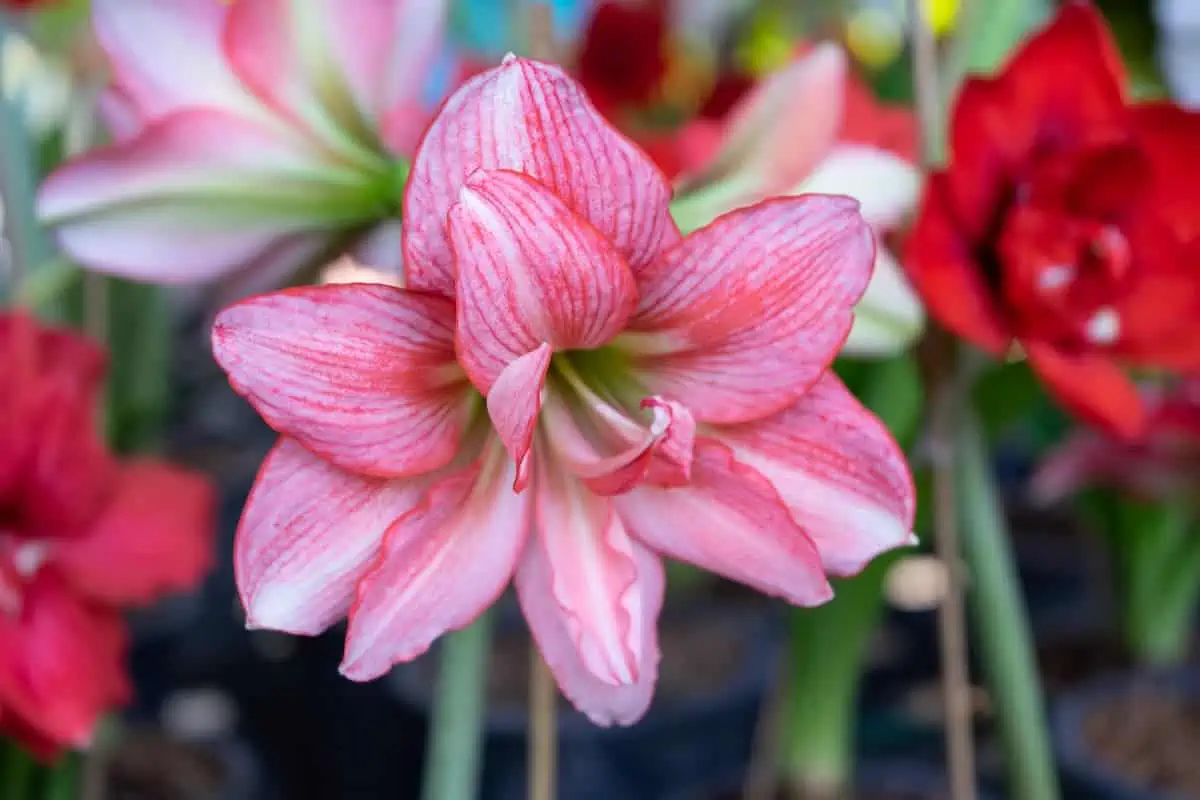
[783,559,892,797]
[956,411,1059,800]
[420,613,493,800]
[1,743,36,800]
[41,755,78,800]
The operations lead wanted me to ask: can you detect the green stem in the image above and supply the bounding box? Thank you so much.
[783,558,893,797]
[956,410,1059,800]
[41,755,78,800]
[420,613,493,800]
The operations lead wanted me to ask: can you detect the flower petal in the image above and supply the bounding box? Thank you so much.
[517,535,663,726]
[903,175,1012,356]
[487,343,553,491]
[340,444,530,680]
[53,461,215,607]
[616,439,832,605]
[38,110,332,282]
[843,246,925,357]
[526,455,648,689]
[1025,341,1146,440]
[404,56,679,295]
[212,284,470,478]
[797,145,920,231]
[235,439,428,636]
[626,195,874,424]
[541,388,694,494]
[92,0,261,123]
[0,574,129,753]
[715,373,916,576]
[449,169,637,392]
[687,43,845,195]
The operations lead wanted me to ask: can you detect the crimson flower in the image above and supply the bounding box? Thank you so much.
[212,56,915,724]
[0,314,214,757]
[905,2,1200,438]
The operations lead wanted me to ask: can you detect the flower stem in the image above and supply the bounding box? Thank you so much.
[527,647,557,800]
[956,410,1060,800]
[782,559,893,798]
[420,613,492,800]
[1,742,35,800]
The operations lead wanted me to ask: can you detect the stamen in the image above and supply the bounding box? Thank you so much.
[1037,264,1074,292]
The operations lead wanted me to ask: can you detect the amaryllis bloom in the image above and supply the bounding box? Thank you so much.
[37,0,447,291]
[666,43,924,357]
[212,56,915,724]
[0,314,214,757]
[1033,376,1200,504]
[905,2,1200,438]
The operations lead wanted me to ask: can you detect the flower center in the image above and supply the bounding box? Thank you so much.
[0,533,47,617]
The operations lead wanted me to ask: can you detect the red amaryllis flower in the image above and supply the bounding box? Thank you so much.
[212,56,915,725]
[905,2,1200,438]
[1033,376,1200,503]
[577,0,669,117]
[0,314,214,757]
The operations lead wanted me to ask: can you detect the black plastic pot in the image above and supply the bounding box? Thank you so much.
[387,600,784,800]
[1052,669,1200,799]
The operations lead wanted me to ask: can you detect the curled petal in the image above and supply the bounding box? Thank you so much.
[234,440,428,635]
[797,145,920,231]
[404,56,679,295]
[54,461,215,607]
[341,445,531,680]
[541,388,694,494]
[627,196,874,424]
[212,284,471,478]
[450,169,637,391]
[518,535,663,726]
[616,439,832,606]
[487,344,553,491]
[715,373,916,576]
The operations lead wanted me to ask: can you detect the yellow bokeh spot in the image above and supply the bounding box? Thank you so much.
[846,8,904,70]
[734,8,794,77]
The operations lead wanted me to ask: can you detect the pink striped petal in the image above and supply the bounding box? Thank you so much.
[616,439,833,606]
[92,0,262,124]
[235,439,428,635]
[518,534,663,726]
[689,43,846,195]
[625,195,874,424]
[541,388,694,494]
[340,445,531,680]
[450,170,637,390]
[528,457,646,687]
[404,57,679,296]
[487,344,553,491]
[212,284,471,478]
[716,373,916,576]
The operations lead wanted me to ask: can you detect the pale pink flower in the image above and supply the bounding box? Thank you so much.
[212,56,915,725]
[37,0,445,290]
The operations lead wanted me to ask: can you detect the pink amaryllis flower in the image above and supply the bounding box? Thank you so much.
[212,56,915,724]
[37,0,446,290]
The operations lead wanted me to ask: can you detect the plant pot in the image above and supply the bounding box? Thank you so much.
[1052,669,1200,798]
[387,595,784,800]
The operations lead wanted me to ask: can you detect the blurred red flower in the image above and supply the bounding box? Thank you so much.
[577,0,669,116]
[0,313,214,759]
[905,2,1200,438]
